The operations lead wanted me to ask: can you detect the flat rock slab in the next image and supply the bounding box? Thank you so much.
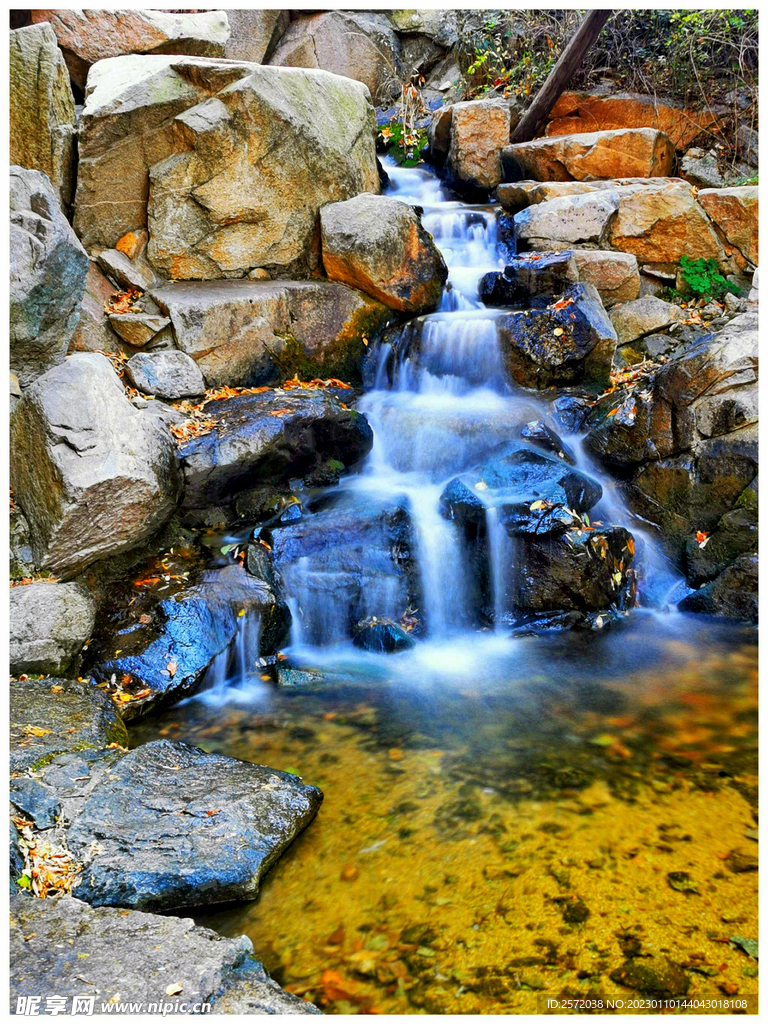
[10,678,128,774]
[10,581,96,676]
[211,959,321,1014]
[67,739,323,911]
[178,389,374,508]
[10,894,313,1013]
[151,279,392,388]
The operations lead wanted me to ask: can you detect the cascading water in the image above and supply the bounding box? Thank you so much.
[264,158,680,671]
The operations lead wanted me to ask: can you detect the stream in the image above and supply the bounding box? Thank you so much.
[133,160,758,1013]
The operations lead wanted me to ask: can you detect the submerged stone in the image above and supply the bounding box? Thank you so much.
[353,618,416,654]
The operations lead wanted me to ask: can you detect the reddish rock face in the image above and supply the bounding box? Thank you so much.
[697,186,759,268]
[505,128,675,182]
[545,90,722,150]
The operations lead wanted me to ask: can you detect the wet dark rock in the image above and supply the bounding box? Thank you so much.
[513,527,636,615]
[551,393,592,433]
[67,739,322,911]
[684,507,757,586]
[353,618,416,654]
[725,849,758,873]
[584,312,758,470]
[519,420,576,464]
[439,442,601,536]
[9,777,60,829]
[10,581,96,676]
[479,251,576,308]
[178,390,373,509]
[271,496,417,645]
[610,957,690,997]
[10,894,313,1013]
[678,555,758,622]
[10,678,127,773]
[89,564,290,719]
[628,427,758,559]
[496,283,617,389]
[235,485,295,522]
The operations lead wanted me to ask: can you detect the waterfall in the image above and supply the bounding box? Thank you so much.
[246,157,679,667]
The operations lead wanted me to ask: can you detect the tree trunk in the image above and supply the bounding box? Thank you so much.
[510,10,614,145]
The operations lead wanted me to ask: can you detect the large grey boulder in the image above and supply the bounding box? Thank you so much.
[10,23,76,210]
[74,56,380,272]
[10,353,181,578]
[29,8,230,89]
[609,295,685,344]
[10,677,127,774]
[65,739,322,910]
[10,895,317,1013]
[152,279,392,387]
[10,167,88,387]
[178,389,374,508]
[10,583,96,676]
[269,11,403,103]
[320,193,447,314]
[125,350,205,399]
[224,10,289,63]
[514,189,619,249]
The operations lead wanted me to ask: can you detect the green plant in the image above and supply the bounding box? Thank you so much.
[678,256,740,300]
[377,82,429,167]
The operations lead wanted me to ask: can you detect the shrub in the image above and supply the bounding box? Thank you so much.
[678,256,741,300]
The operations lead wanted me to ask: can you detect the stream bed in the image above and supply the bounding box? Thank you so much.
[132,615,757,1014]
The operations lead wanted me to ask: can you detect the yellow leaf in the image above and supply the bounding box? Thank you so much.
[166,661,178,679]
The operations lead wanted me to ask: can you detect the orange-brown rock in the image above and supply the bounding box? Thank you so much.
[320,193,447,314]
[546,90,722,150]
[697,186,759,268]
[446,97,513,191]
[608,181,729,266]
[504,128,675,182]
[30,9,229,89]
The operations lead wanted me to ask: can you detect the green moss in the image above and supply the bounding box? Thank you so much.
[736,484,758,509]
[271,302,395,384]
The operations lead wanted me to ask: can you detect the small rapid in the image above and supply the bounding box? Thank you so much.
[209,157,683,690]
